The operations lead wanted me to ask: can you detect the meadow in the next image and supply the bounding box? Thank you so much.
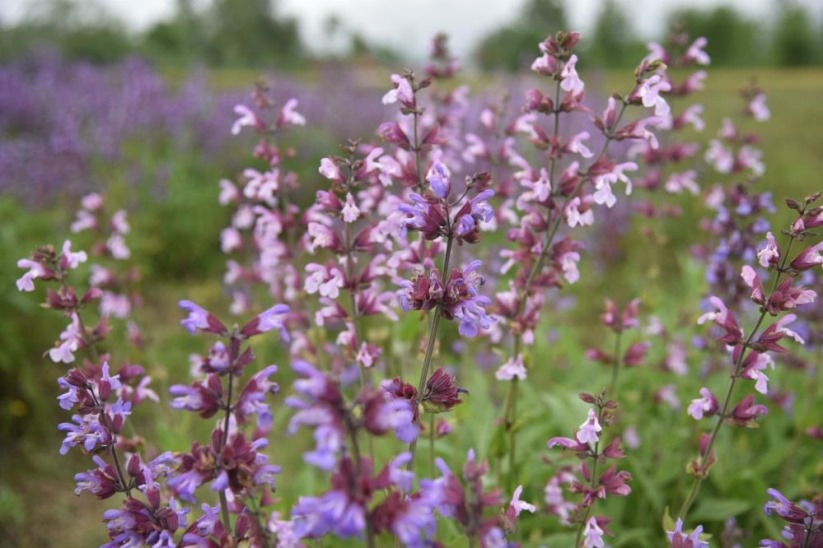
[1,33,822,547]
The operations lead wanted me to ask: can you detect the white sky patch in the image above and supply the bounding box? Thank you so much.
[1,0,820,60]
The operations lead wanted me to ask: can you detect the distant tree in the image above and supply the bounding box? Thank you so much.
[474,0,568,71]
[772,0,820,66]
[205,0,303,67]
[586,0,642,68]
[0,0,134,63]
[667,6,764,66]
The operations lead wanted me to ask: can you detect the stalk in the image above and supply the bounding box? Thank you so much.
[677,237,796,520]
[501,95,629,489]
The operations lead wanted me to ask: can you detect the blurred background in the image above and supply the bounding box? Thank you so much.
[0,0,821,545]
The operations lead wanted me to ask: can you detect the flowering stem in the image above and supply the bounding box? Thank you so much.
[217,336,240,535]
[71,296,133,498]
[677,236,796,520]
[574,415,602,547]
[500,99,630,488]
[408,235,454,471]
[609,331,623,398]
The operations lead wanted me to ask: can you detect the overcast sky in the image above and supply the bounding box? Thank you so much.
[1,0,820,60]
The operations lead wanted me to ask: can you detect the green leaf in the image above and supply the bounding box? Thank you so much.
[690,498,752,522]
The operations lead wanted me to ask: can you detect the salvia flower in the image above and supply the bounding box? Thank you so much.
[687,387,719,420]
[179,300,227,336]
[667,518,709,548]
[421,368,466,413]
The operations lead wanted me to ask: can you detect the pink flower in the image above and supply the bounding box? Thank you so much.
[578,409,602,445]
[632,74,671,117]
[507,485,536,517]
[665,170,699,195]
[231,104,259,135]
[319,158,342,182]
[566,197,593,228]
[16,258,48,292]
[747,92,770,122]
[683,37,711,65]
[757,232,780,268]
[495,355,526,381]
[565,131,593,158]
[560,54,584,95]
[790,241,823,271]
[278,98,305,126]
[592,162,637,208]
[381,74,415,107]
[49,314,84,363]
[60,240,88,270]
[583,516,605,548]
[341,193,360,223]
[688,388,718,420]
[530,53,558,76]
[218,179,239,205]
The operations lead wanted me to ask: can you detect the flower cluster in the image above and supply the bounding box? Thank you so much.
[760,488,823,547]
[547,392,631,545]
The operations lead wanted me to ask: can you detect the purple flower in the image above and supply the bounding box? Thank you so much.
[667,518,708,547]
[292,490,365,539]
[235,365,280,431]
[427,161,451,199]
[442,261,494,337]
[286,361,345,470]
[178,300,226,336]
[74,455,119,498]
[240,303,290,339]
[495,355,527,381]
[58,413,110,455]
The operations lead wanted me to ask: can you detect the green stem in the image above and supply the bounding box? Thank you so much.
[218,338,239,534]
[609,331,623,398]
[408,236,454,471]
[574,419,601,547]
[429,413,436,477]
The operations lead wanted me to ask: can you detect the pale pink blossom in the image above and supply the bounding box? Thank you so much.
[560,55,584,95]
[231,104,259,135]
[508,485,537,517]
[578,409,602,445]
[278,98,305,126]
[757,232,780,268]
[495,355,526,381]
[342,193,360,223]
[748,92,770,121]
[566,197,593,228]
[683,37,710,65]
[583,517,605,548]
